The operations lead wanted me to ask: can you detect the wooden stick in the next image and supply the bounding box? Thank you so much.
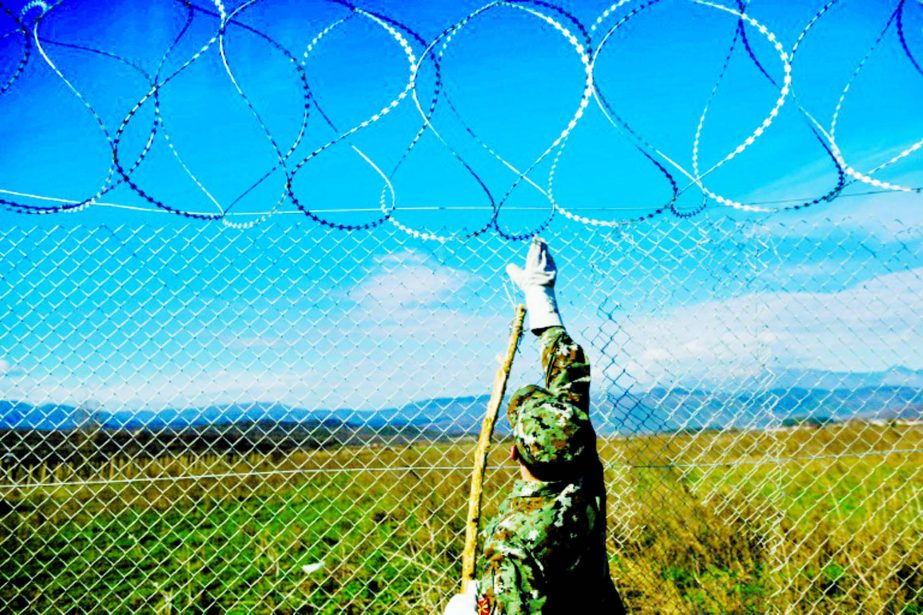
[461,304,527,592]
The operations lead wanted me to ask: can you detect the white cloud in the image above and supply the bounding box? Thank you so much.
[7,247,919,411]
[748,191,923,243]
[611,267,923,387]
[0,359,22,378]
[225,335,299,350]
[349,250,472,310]
[350,265,464,308]
[9,321,510,409]
[372,250,429,266]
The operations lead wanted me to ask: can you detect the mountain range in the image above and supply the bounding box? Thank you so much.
[1,366,921,435]
[0,396,496,434]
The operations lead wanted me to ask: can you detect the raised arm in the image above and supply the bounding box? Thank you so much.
[539,326,590,413]
[506,237,590,412]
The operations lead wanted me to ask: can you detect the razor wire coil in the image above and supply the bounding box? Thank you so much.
[1,0,921,233]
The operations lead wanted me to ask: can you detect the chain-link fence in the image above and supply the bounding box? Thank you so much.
[0,213,921,613]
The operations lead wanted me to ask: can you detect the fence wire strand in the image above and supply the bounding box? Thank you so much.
[1,216,921,613]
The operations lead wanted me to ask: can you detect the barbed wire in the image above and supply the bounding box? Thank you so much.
[1,0,921,236]
[0,185,908,213]
[1,1,922,611]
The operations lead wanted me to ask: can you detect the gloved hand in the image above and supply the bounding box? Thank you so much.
[506,236,562,332]
[443,580,478,615]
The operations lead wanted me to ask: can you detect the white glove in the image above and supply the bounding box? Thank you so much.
[443,581,478,615]
[506,236,562,332]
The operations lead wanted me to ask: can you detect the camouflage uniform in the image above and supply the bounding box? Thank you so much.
[475,326,625,614]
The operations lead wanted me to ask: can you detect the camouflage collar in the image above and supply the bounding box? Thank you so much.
[509,477,583,499]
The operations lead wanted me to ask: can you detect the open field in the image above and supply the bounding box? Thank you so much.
[1,422,921,613]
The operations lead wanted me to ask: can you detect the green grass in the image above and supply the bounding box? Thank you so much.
[1,422,921,613]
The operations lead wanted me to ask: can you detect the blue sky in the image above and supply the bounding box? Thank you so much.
[1,0,922,412]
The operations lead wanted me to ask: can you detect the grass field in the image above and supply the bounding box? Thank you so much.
[1,421,921,613]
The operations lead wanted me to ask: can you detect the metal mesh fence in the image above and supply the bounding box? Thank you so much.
[1,214,921,613]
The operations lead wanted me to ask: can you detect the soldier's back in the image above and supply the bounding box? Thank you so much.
[479,471,623,614]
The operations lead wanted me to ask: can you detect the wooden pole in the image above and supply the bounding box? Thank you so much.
[461,304,527,592]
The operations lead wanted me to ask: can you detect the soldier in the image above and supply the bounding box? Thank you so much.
[445,237,625,614]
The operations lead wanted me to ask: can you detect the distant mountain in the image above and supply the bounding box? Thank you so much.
[357,396,496,435]
[0,400,85,431]
[1,366,920,436]
[98,403,349,431]
[0,397,498,464]
[762,366,923,391]
[597,385,923,435]
[0,396,495,434]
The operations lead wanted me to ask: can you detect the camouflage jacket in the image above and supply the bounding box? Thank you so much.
[475,327,624,614]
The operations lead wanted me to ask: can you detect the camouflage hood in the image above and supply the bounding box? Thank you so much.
[507,384,593,479]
